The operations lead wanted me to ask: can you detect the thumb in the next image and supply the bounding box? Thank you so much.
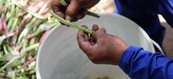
[93,28,107,44]
[93,29,106,39]
[65,0,81,20]
[77,30,92,53]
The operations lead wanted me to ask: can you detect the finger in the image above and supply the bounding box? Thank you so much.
[82,25,88,29]
[70,10,86,21]
[93,30,105,40]
[77,13,86,20]
[81,25,91,41]
[84,0,100,8]
[76,9,87,19]
[65,0,81,20]
[77,30,92,53]
[52,1,66,18]
[54,10,65,18]
[89,36,97,45]
[79,31,89,41]
[84,33,89,41]
[82,25,89,33]
[92,24,99,31]
[51,0,60,7]
[77,30,87,42]
[70,17,78,22]
[64,0,71,4]
[82,25,90,41]
[101,28,106,33]
[91,25,99,43]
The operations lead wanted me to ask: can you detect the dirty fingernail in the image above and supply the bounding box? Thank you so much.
[65,15,71,20]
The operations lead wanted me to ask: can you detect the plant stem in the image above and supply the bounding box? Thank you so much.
[50,10,94,35]
[7,4,16,31]
[10,18,19,32]
[0,33,15,45]
[0,43,39,71]
[17,17,37,43]
[15,56,36,73]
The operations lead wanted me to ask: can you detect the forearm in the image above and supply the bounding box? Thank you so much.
[119,46,173,79]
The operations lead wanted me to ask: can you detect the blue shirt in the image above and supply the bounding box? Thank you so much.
[114,0,173,46]
[114,0,173,79]
[119,46,173,79]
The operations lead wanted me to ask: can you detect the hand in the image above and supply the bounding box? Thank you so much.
[52,0,100,22]
[77,25,128,65]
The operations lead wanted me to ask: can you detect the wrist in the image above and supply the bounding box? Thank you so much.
[111,45,128,65]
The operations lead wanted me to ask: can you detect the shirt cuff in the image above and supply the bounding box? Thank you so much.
[118,46,143,74]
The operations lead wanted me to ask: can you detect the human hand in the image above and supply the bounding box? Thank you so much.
[77,25,128,65]
[52,0,100,22]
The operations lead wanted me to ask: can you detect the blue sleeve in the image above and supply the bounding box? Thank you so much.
[119,46,173,79]
[113,0,166,46]
[159,0,173,27]
[114,0,173,46]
